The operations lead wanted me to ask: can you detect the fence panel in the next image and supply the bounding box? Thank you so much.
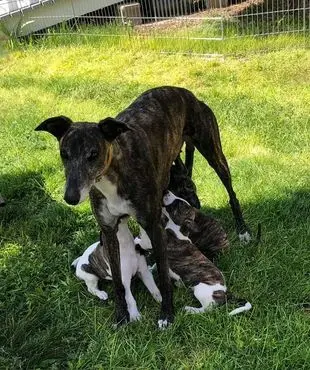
[0,0,309,50]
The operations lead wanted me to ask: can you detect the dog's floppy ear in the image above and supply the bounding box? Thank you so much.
[35,116,72,141]
[98,117,130,142]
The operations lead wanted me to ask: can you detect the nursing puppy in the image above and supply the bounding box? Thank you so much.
[72,216,161,322]
[161,191,251,315]
[168,156,201,209]
[168,160,229,260]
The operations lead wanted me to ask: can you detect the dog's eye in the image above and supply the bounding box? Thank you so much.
[87,150,99,162]
[60,150,69,160]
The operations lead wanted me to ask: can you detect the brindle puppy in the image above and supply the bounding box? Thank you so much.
[164,183,229,260]
[161,192,251,315]
[168,156,201,209]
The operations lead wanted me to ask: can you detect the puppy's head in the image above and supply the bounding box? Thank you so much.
[35,116,130,205]
[163,190,197,236]
[168,156,201,209]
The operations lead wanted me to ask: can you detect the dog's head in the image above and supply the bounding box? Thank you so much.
[168,156,201,209]
[35,116,130,205]
[163,190,198,236]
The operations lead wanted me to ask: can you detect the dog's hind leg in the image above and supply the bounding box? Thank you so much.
[76,267,108,301]
[185,282,226,314]
[193,107,249,241]
[184,283,216,314]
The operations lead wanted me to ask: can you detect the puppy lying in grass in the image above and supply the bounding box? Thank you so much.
[72,216,161,322]
[158,191,251,315]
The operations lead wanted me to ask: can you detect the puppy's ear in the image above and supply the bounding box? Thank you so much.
[98,117,130,142]
[35,116,72,141]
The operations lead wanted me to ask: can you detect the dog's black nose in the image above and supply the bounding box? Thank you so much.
[64,190,80,205]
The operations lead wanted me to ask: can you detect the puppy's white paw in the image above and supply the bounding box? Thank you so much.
[239,231,251,244]
[96,290,108,301]
[184,306,202,314]
[129,309,142,322]
[152,291,162,303]
[158,319,169,330]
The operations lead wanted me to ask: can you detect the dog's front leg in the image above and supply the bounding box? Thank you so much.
[90,189,129,325]
[100,226,129,325]
[141,212,174,329]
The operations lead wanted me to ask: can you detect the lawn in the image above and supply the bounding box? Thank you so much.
[0,37,309,369]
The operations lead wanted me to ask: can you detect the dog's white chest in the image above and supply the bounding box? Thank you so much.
[95,177,134,217]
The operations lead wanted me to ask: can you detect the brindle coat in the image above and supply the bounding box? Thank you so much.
[35,86,248,327]
[162,219,226,306]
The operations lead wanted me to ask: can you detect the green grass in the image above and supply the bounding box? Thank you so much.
[0,37,310,369]
[2,17,308,57]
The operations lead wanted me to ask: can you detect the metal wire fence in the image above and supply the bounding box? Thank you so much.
[0,0,309,48]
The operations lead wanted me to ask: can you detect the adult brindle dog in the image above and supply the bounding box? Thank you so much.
[35,86,249,328]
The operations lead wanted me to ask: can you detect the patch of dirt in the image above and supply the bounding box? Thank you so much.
[135,0,263,35]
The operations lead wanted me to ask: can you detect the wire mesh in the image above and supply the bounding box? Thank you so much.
[0,0,309,46]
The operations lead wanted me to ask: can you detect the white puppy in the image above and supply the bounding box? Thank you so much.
[72,216,162,322]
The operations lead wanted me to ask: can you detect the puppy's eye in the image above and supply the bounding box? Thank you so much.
[87,150,99,162]
[60,150,69,160]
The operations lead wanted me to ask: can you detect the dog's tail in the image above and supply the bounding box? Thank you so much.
[71,256,80,269]
[226,292,252,316]
[253,223,262,247]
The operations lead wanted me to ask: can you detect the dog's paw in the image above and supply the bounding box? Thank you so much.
[157,315,173,330]
[184,306,202,314]
[152,291,162,303]
[239,231,251,244]
[129,309,142,322]
[158,319,169,330]
[96,290,108,301]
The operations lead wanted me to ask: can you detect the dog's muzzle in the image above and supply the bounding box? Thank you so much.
[64,188,80,205]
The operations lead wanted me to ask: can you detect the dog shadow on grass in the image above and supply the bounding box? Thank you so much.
[0,170,106,368]
[0,170,97,245]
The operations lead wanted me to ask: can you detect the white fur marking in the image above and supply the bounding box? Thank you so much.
[162,208,191,242]
[163,190,191,207]
[239,231,251,244]
[228,302,252,316]
[95,177,134,217]
[184,306,205,314]
[71,257,80,268]
[137,227,153,250]
[158,319,168,330]
[78,186,90,204]
[169,268,181,282]
[186,282,227,313]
